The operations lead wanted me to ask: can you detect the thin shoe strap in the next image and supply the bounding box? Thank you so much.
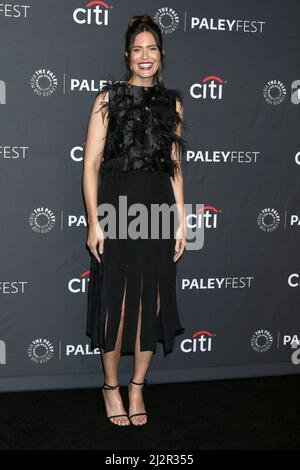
[130,377,147,386]
[103,382,119,389]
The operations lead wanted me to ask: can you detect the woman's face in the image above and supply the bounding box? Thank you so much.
[127,31,162,82]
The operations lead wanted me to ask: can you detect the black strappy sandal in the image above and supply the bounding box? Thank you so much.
[128,377,148,425]
[101,382,130,425]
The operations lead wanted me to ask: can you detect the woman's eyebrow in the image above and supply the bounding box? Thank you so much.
[132,44,158,48]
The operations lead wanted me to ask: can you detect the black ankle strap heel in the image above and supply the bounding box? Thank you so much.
[101,382,130,424]
[128,377,148,424]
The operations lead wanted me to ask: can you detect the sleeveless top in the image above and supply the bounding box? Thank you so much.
[94,80,188,179]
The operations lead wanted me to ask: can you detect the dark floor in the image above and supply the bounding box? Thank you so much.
[1,374,300,450]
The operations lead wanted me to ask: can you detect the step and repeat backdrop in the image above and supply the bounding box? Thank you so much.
[1,0,300,392]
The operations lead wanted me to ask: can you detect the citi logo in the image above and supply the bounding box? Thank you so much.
[190,76,226,100]
[288,271,300,288]
[73,1,112,25]
[68,270,90,293]
[187,205,220,229]
[71,144,85,162]
[180,330,214,353]
[295,151,300,166]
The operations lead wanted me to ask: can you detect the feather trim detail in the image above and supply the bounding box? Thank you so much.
[94,80,188,180]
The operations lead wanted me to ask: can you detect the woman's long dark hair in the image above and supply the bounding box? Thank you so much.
[124,15,165,87]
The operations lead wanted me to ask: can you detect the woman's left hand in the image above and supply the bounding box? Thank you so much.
[173,222,187,262]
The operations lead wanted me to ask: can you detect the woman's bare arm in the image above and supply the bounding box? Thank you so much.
[170,97,187,262]
[170,97,185,225]
[83,89,109,261]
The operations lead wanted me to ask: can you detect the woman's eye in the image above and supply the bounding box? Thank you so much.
[132,47,157,52]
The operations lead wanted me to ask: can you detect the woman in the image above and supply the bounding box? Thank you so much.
[83,15,187,427]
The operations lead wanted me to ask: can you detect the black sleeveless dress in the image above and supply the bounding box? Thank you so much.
[86,80,187,356]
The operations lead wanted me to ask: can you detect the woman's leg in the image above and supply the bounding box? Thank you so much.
[128,290,160,425]
[100,291,130,426]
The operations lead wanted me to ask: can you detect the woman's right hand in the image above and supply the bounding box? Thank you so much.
[87,222,104,263]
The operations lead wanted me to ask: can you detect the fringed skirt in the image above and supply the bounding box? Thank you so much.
[86,170,185,356]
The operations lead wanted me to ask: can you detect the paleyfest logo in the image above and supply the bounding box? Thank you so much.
[250,329,273,353]
[263,80,286,105]
[153,7,180,34]
[30,69,58,96]
[27,339,54,364]
[29,207,56,234]
[190,16,266,33]
[257,208,280,232]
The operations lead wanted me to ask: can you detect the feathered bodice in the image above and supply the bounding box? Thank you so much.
[94,80,187,179]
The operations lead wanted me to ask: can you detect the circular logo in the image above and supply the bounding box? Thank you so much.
[154,7,179,34]
[28,338,54,364]
[263,80,286,105]
[30,69,58,96]
[257,208,280,232]
[250,330,273,353]
[29,207,56,234]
